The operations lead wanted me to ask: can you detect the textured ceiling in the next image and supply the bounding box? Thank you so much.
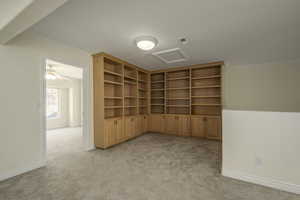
[30,0,300,70]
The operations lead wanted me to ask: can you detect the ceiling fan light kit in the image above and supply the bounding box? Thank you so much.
[46,65,71,80]
[45,72,57,80]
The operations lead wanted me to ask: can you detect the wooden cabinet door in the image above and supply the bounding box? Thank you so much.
[178,116,191,136]
[137,115,143,135]
[165,115,178,134]
[124,117,131,139]
[149,115,158,132]
[149,115,155,132]
[136,116,141,135]
[124,116,139,138]
[191,116,206,138]
[132,116,138,137]
[104,119,116,147]
[149,115,163,132]
[159,115,165,133]
[115,118,124,142]
[129,117,135,138]
[103,119,112,147]
[142,115,148,133]
[206,116,221,140]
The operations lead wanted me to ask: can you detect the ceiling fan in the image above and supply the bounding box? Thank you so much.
[45,65,71,80]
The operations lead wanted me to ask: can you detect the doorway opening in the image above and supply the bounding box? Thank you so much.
[45,59,84,160]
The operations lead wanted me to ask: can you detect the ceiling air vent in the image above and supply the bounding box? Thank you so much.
[152,48,187,64]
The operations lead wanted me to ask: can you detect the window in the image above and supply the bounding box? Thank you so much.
[46,88,60,119]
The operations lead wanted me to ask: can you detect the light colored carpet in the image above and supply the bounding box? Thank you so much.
[0,131,299,200]
[47,127,83,160]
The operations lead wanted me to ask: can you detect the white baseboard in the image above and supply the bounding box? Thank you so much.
[0,160,46,182]
[85,144,95,151]
[222,169,300,194]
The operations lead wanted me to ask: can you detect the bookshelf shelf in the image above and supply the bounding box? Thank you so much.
[192,104,221,106]
[151,80,164,83]
[104,80,123,86]
[192,96,221,98]
[192,85,221,89]
[105,106,123,109]
[167,76,189,81]
[104,96,123,99]
[104,70,122,77]
[167,87,189,90]
[124,75,137,80]
[167,105,189,107]
[192,75,221,80]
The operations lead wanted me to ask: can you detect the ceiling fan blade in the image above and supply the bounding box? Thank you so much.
[54,72,72,80]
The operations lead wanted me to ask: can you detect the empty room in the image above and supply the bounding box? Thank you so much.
[0,0,299,200]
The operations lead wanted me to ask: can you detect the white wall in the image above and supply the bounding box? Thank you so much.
[46,79,82,129]
[222,110,300,194]
[222,60,300,194]
[0,30,93,181]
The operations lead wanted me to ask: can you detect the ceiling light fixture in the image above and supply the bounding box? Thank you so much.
[135,36,158,51]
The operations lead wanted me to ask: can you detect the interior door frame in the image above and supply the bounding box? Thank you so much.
[40,58,94,164]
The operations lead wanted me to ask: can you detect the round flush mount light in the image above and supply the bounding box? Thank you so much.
[135,36,158,51]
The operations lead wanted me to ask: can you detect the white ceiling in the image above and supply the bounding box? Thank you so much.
[0,0,33,29]
[30,0,300,70]
[47,59,83,79]
[0,0,69,44]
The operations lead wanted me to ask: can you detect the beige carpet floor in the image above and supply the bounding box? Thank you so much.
[0,129,299,200]
[47,127,84,160]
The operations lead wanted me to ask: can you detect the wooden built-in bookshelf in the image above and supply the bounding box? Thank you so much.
[94,53,151,148]
[103,57,124,119]
[94,52,223,148]
[150,63,222,116]
[191,65,222,116]
[124,64,137,116]
[166,69,190,115]
[151,73,165,114]
[138,71,148,115]
[94,53,150,121]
